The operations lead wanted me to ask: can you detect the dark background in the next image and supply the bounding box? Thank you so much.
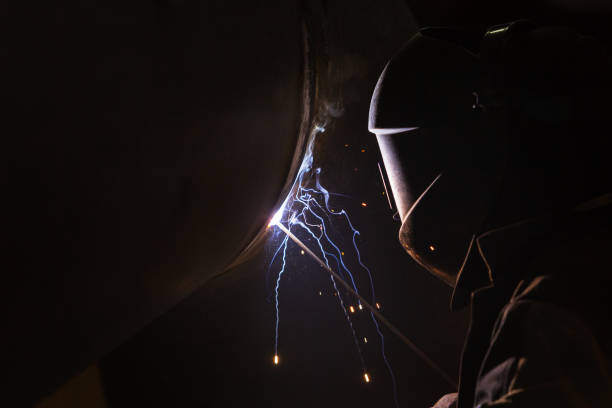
[5,1,611,407]
[99,2,467,407]
[98,100,469,408]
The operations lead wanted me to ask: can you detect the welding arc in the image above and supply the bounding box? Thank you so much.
[274,221,458,390]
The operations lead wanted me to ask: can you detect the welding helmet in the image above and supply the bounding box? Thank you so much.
[369,19,612,289]
[368,24,530,286]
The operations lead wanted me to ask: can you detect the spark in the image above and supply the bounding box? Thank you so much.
[266,124,457,406]
[267,129,320,229]
[268,126,366,374]
[361,148,366,153]
[274,354,279,365]
[318,291,322,296]
[364,373,371,383]
[272,230,290,362]
[288,216,366,370]
[273,222,414,401]
[364,337,368,343]
[371,310,398,407]
[266,124,401,405]
[429,245,435,251]
[278,223,457,396]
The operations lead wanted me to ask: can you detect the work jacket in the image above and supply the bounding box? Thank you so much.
[434,198,612,408]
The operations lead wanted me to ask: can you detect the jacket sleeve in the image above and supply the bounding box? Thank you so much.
[474,298,612,408]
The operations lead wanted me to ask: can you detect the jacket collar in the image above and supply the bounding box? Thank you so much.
[450,192,612,311]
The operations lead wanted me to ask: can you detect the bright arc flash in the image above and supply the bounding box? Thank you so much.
[274,354,279,365]
[364,373,371,383]
[268,208,284,228]
[267,129,319,229]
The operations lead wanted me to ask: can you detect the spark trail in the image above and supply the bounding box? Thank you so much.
[267,125,403,407]
[273,218,458,391]
[272,234,289,363]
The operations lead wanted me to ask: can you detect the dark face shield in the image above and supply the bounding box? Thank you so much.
[369,30,508,286]
[376,128,440,222]
[376,124,504,286]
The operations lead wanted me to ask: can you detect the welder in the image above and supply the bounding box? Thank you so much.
[369,21,612,407]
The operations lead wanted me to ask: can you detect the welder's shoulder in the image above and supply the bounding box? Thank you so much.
[431,393,458,408]
[474,275,612,407]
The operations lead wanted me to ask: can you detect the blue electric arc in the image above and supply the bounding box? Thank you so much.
[267,125,400,407]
